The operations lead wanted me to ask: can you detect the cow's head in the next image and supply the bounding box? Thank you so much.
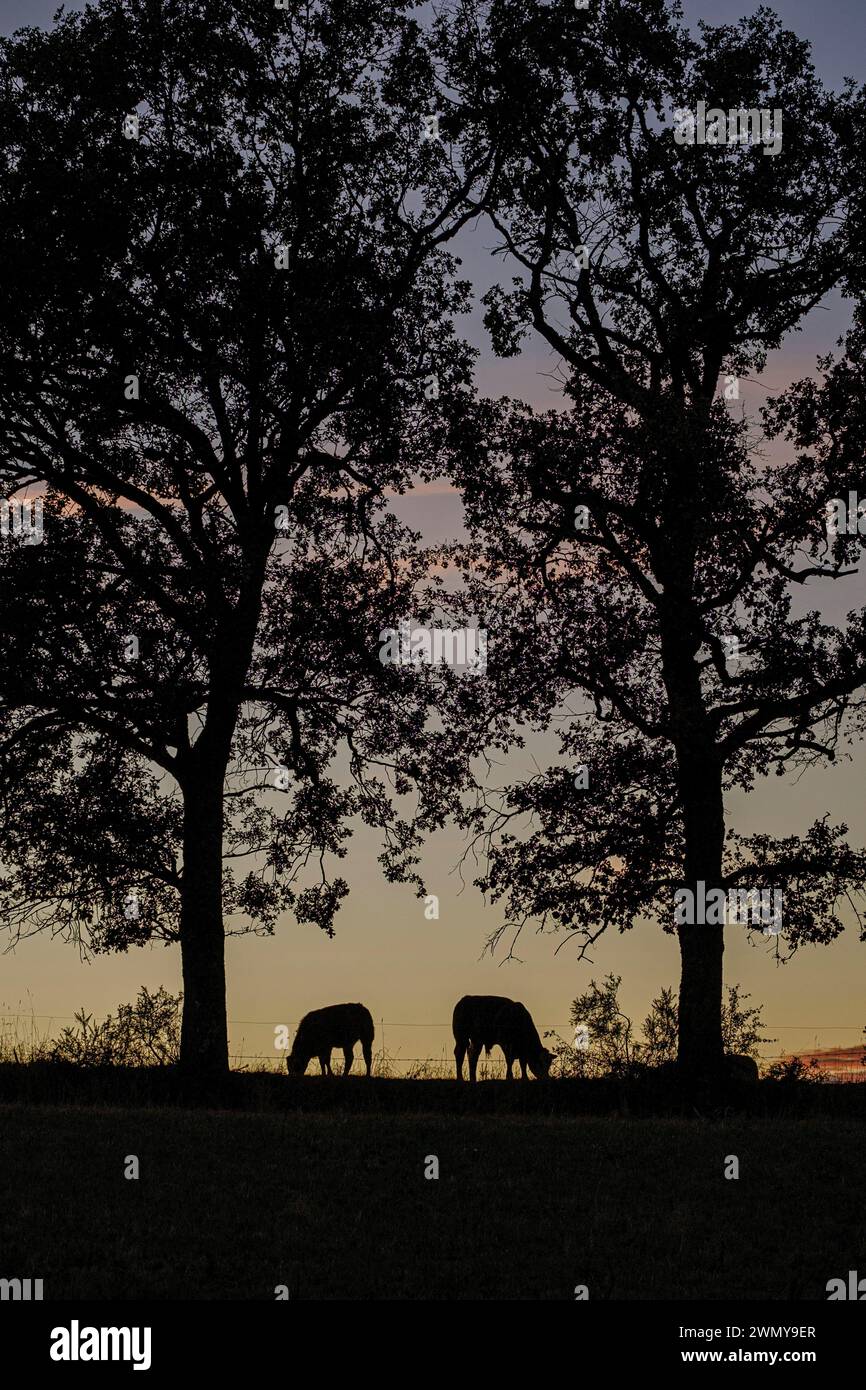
[286,1048,309,1076]
[530,1047,554,1080]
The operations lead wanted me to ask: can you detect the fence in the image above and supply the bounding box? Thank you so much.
[2,1012,864,1077]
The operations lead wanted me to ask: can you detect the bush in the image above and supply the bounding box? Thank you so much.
[48,986,181,1066]
[550,975,774,1079]
[764,1055,827,1083]
[547,974,642,1079]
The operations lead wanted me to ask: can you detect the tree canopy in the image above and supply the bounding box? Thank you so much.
[417,0,866,1075]
[0,0,487,1070]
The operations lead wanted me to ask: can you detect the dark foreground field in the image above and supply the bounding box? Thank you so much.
[2,1089,864,1299]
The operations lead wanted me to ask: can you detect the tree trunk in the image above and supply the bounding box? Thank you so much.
[650,413,729,1080]
[174,567,268,1075]
[677,921,724,1076]
[660,585,727,1079]
[674,739,726,1076]
[178,761,229,1075]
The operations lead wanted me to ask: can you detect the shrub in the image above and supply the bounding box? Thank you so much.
[551,976,774,1078]
[764,1055,827,1083]
[49,986,181,1066]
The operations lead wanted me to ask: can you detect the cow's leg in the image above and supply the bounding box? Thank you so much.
[519,1058,528,1080]
[468,1041,482,1083]
[319,1051,331,1076]
[505,1052,515,1080]
[362,1038,373,1076]
[454,1041,466,1081]
[342,1046,353,1076]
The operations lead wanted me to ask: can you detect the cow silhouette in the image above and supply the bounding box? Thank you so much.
[453,995,553,1081]
[287,1003,374,1077]
[723,1053,759,1083]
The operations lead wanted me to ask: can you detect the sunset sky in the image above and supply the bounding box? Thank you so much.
[2,0,865,1074]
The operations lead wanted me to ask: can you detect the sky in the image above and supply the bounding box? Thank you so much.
[2,0,865,1073]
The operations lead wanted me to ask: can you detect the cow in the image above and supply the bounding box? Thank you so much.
[286,1003,374,1077]
[453,995,553,1082]
[723,1053,759,1084]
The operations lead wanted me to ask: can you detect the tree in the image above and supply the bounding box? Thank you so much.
[0,0,490,1072]
[429,0,866,1078]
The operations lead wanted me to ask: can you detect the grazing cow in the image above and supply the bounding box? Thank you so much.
[287,1003,374,1077]
[453,995,553,1082]
[723,1053,759,1084]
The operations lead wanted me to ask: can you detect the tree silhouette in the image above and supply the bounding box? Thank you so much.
[429,0,866,1078]
[0,0,489,1073]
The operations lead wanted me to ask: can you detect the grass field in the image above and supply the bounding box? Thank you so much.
[2,1097,864,1300]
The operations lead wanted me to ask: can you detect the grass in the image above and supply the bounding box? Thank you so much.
[1,1099,864,1299]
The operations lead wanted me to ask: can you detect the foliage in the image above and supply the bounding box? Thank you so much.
[0,0,491,1069]
[764,1055,827,1083]
[548,974,774,1077]
[417,0,866,1070]
[48,986,182,1067]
